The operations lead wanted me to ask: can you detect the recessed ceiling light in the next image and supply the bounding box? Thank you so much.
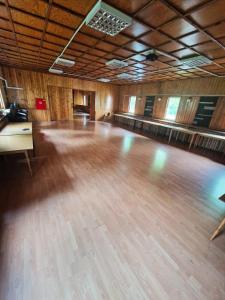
[49,68,63,74]
[86,0,132,36]
[106,59,128,69]
[97,78,111,82]
[55,57,75,67]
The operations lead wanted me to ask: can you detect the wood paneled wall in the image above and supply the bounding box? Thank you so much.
[175,96,199,124]
[119,77,225,130]
[1,66,119,121]
[210,97,225,130]
[0,66,7,108]
[152,96,168,119]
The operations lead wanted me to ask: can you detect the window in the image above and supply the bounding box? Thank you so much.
[83,95,87,106]
[128,96,136,114]
[165,97,180,120]
[0,88,5,109]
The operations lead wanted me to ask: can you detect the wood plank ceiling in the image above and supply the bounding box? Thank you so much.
[1,0,225,85]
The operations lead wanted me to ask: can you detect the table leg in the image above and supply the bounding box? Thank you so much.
[210,218,225,240]
[189,134,195,150]
[24,150,32,176]
[168,129,173,144]
[194,135,199,148]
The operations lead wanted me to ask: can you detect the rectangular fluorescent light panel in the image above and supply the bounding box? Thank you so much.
[117,73,134,79]
[180,55,212,67]
[49,68,63,74]
[55,57,75,67]
[98,78,111,82]
[86,0,132,36]
[106,59,128,69]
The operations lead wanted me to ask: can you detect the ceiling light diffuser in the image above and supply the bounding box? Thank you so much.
[180,55,212,67]
[86,0,132,36]
[97,78,111,82]
[55,57,75,67]
[117,73,134,79]
[106,59,128,69]
[49,68,63,74]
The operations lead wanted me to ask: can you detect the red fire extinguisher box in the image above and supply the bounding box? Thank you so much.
[36,98,46,110]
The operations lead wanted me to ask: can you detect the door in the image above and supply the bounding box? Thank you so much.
[48,86,73,121]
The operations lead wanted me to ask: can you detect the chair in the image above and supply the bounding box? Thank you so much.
[210,194,225,240]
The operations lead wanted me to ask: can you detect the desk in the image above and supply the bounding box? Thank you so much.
[168,127,197,150]
[0,122,32,136]
[114,114,196,149]
[0,122,33,175]
[194,132,225,153]
[114,113,225,153]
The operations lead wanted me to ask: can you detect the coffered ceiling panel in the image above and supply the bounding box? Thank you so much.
[168,0,206,12]
[160,18,196,38]
[105,0,150,14]
[8,0,48,17]
[0,0,225,85]
[190,0,225,27]
[136,1,176,27]
[123,21,149,38]
[179,32,209,46]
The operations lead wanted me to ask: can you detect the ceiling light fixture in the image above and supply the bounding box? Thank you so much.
[106,59,128,69]
[97,78,111,82]
[180,55,212,67]
[117,73,134,79]
[86,0,132,36]
[55,57,75,67]
[49,68,63,74]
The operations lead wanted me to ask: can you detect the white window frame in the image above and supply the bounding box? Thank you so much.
[128,96,136,114]
[165,96,181,121]
[0,88,5,109]
[83,95,87,106]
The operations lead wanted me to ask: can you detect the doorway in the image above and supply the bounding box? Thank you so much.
[73,89,95,121]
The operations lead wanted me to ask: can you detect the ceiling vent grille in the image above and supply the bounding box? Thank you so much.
[180,55,212,67]
[86,1,132,36]
[106,59,128,69]
[55,57,75,67]
[117,73,134,79]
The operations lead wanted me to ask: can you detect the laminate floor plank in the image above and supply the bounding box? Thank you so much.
[0,119,225,300]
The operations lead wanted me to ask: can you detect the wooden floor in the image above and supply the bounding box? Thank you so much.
[0,118,225,300]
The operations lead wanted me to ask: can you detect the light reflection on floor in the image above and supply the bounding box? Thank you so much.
[151,148,168,173]
[206,171,225,209]
[122,135,134,154]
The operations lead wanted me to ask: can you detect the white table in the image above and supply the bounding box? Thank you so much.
[114,114,197,149]
[0,122,32,135]
[0,122,33,175]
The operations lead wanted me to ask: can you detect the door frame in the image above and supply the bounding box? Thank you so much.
[73,88,96,120]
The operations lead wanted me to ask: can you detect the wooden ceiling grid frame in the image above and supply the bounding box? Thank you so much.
[0,0,225,84]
